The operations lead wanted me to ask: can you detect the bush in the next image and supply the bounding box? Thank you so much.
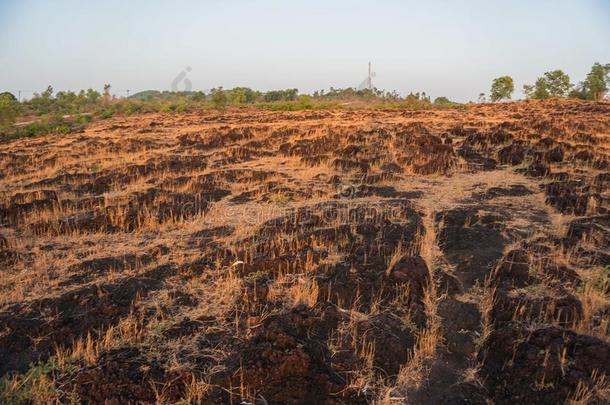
[0,93,20,130]
[98,109,114,119]
[211,87,228,110]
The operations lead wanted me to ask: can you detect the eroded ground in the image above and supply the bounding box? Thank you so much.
[0,100,609,404]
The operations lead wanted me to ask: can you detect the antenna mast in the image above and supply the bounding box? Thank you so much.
[368,62,372,90]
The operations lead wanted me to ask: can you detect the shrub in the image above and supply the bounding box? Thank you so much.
[0,93,20,130]
[211,87,228,110]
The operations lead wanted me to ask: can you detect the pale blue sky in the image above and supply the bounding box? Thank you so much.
[1,0,608,101]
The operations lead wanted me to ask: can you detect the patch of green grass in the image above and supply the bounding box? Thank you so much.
[0,117,82,142]
[0,357,63,404]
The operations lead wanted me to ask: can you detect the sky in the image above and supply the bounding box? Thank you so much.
[0,0,609,102]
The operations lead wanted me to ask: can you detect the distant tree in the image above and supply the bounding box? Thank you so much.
[433,96,452,105]
[211,87,228,110]
[263,89,298,102]
[228,87,258,104]
[28,85,55,114]
[568,83,590,100]
[567,63,610,101]
[55,90,78,113]
[584,62,610,101]
[384,90,400,101]
[490,76,514,101]
[0,92,20,130]
[523,78,550,100]
[42,85,54,99]
[0,92,17,102]
[544,70,572,97]
[478,93,486,103]
[86,88,101,104]
[190,91,206,102]
[524,70,571,99]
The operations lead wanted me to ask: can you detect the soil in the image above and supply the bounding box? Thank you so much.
[0,99,608,404]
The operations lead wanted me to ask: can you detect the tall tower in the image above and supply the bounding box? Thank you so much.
[368,62,372,90]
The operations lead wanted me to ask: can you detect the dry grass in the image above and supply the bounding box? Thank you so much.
[1,100,609,404]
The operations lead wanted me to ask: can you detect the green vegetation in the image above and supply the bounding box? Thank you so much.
[210,87,228,110]
[0,92,21,130]
[523,63,610,101]
[263,88,298,102]
[1,115,88,141]
[227,87,259,104]
[524,70,572,99]
[2,62,608,141]
[0,357,63,404]
[433,96,459,106]
[490,76,515,101]
[577,62,610,101]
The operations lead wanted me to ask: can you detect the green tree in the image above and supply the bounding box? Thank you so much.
[0,93,20,130]
[263,89,298,102]
[0,92,17,102]
[228,87,258,104]
[433,96,453,105]
[523,78,550,100]
[211,87,228,110]
[42,85,54,99]
[189,91,206,102]
[524,70,571,100]
[55,90,78,113]
[568,83,590,100]
[29,85,55,115]
[584,62,610,101]
[544,70,571,97]
[490,76,514,101]
[86,88,101,104]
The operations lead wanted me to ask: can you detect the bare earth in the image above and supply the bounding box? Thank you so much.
[0,99,609,404]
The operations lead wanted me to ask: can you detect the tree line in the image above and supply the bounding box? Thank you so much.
[1,61,608,140]
[488,62,610,102]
